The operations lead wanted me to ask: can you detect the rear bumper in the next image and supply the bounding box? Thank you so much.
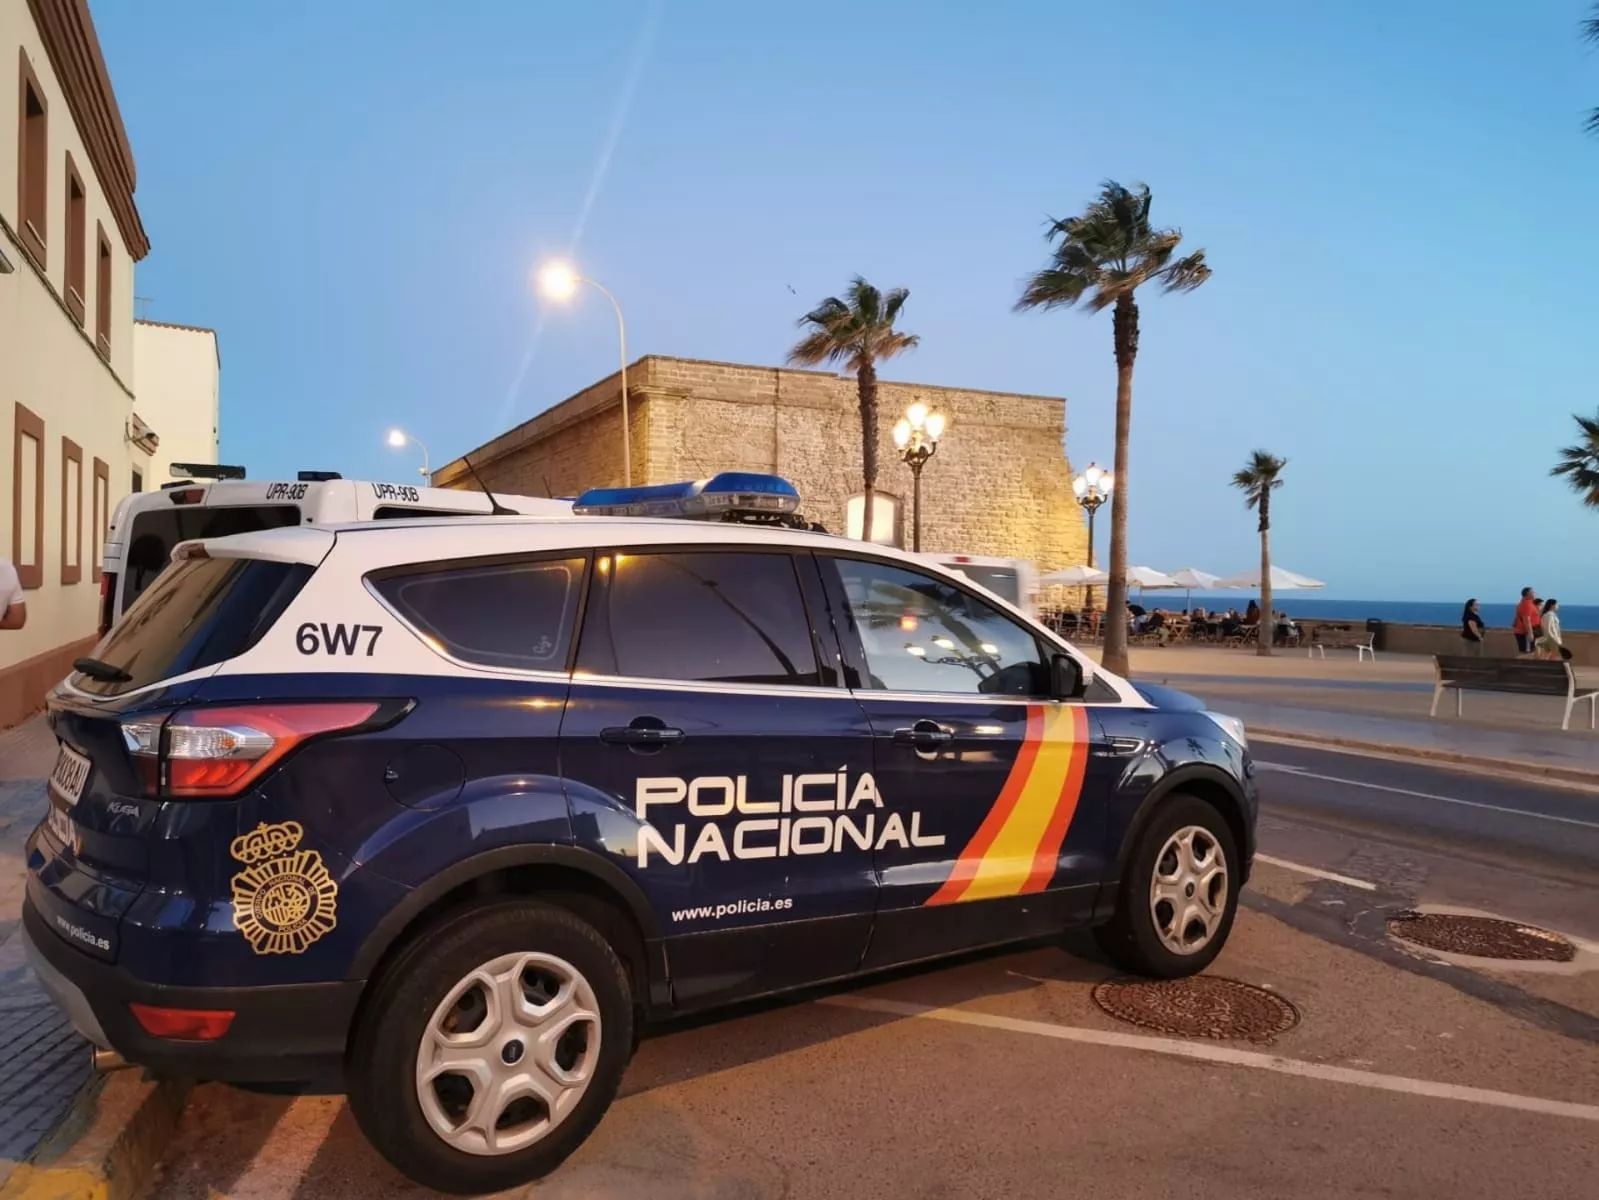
[22,899,363,1084]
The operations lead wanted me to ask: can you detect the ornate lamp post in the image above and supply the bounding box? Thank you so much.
[893,401,946,552]
[1071,462,1114,610]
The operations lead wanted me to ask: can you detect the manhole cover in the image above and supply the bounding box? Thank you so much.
[1091,976,1300,1043]
[1387,912,1576,962]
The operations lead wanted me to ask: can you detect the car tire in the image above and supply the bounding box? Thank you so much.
[347,898,634,1195]
[1092,793,1239,979]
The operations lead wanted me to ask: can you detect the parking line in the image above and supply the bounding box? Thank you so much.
[228,1094,345,1199]
[820,995,1599,1124]
[1256,762,1599,830]
[1253,853,1377,890]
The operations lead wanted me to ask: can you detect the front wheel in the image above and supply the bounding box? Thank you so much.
[1093,794,1239,978]
[347,899,634,1194]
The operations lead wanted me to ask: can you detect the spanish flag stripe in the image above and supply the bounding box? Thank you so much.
[924,706,1045,906]
[1019,707,1091,894]
[955,705,1083,902]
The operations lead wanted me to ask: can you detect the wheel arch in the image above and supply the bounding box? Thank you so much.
[1112,763,1254,885]
[348,845,668,1022]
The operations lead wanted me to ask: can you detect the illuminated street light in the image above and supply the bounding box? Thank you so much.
[537,260,631,486]
[1071,461,1114,609]
[894,401,946,553]
[386,428,430,480]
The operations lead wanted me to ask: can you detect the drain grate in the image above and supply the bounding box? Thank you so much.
[1387,912,1576,962]
[1091,976,1300,1043]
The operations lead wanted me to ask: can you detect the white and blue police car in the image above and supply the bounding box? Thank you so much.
[24,472,1257,1194]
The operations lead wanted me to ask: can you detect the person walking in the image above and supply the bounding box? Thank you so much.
[1512,587,1541,656]
[1460,598,1486,656]
[0,556,25,629]
[1536,599,1568,661]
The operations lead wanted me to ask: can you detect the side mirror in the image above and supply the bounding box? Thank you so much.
[1051,653,1087,700]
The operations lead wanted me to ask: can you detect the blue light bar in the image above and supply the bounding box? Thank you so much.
[572,472,801,519]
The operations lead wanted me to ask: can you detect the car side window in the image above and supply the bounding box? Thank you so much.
[575,550,824,687]
[370,555,586,671]
[826,557,1049,697]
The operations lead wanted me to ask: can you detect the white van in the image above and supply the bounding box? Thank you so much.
[98,470,571,634]
[918,553,1040,619]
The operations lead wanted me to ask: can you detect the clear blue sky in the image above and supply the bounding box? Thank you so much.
[95,0,1599,602]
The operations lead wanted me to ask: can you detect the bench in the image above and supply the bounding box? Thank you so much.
[1431,655,1599,731]
[1306,623,1376,661]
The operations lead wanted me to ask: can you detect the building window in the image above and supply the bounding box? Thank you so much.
[844,492,903,547]
[64,153,86,325]
[11,405,45,589]
[17,51,48,267]
[131,468,142,493]
[60,437,83,585]
[95,223,112,359]
[92,457,109,582]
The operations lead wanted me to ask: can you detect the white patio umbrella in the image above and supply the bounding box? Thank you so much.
[1123,566,1180,591]
[1214,565,1325,590]
[1168,567,1222,610]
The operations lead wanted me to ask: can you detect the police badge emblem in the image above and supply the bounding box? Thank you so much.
[229,820,338,955]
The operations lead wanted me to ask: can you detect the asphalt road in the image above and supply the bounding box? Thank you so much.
[1250,739,1599,941]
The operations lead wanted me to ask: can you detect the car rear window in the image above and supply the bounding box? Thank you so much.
[123,504,301,610]
[76,556,313,697]
[370,555,587,671]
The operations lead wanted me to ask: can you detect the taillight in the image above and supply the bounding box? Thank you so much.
[121,702,381,799]
[129,1002,235,1041]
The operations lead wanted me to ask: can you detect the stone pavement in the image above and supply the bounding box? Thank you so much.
[0,715,91,1188]
[1106,646,1599,778]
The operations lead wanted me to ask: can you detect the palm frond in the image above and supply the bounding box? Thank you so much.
[1584,3,1599,42]
[1015,266,1095,311]
[1162,249,1212,293]
[1551,409,1599,507]
[788,277,916,371]
[787,329,846,367]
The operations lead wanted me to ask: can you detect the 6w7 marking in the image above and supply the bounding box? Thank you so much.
[297,622,383,656]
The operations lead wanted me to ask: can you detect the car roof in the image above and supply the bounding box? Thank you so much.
[197,513,944,572]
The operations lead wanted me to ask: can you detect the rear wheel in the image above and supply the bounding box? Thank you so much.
[1093,794,1238,978]
[347,899,633,1194]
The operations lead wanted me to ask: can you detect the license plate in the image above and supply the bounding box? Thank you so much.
[49,743,92,805]
[46,802,75,847]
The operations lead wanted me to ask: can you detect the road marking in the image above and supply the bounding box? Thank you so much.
[229,1094,344,1199]
[1257,761,1599,830]
[1253,853,1377,890]
[820,995,1599,1123]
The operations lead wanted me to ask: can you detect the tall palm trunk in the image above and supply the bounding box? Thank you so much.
[1257,488,1274,657]
[857,361,879,543]
[1101,296,1139,677]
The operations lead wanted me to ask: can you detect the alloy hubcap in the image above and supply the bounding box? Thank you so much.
[1148,825,1228,955]
[415,951,602,1156]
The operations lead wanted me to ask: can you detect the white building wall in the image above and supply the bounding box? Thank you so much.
[133,321,221,484]
[0,0,150,723]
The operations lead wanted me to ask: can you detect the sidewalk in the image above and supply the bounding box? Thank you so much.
[0,716,92,1188]
[1111,646,1599,781]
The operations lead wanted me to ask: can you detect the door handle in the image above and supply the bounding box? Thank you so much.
[600,720,685,747]
[891,720,953,749]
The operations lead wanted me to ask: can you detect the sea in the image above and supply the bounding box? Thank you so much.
[1176,596,1599,633]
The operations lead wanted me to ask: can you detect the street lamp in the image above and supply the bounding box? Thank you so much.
[537,261,631,486]
[893,401,946,552]
[1071,461,1113,610]
[386,428,430,480]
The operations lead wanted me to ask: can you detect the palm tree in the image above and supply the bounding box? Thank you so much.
[788,277,919,543]
[1232,451,1288,657]
[1016,181,1210,677]
[1551,411,1599,506]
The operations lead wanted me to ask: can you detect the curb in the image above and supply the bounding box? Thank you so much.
[0,1072,190,1200]
[1250,726,1599,786]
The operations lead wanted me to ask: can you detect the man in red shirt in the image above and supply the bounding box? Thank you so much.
[1512,587,1541,655]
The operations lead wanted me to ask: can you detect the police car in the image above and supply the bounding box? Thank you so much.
[24,472,1256,1194]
